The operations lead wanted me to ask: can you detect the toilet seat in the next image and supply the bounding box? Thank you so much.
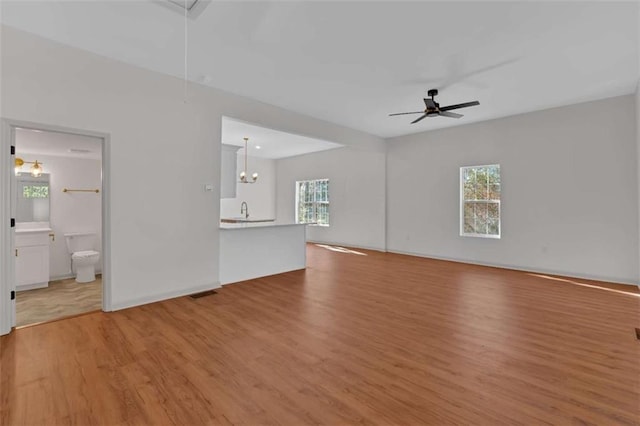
[70,250,100,283]
[64,233,100,283]
[72,250,99,260]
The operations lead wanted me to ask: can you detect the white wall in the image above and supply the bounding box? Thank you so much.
[276,146,387,251]
[387,95,639,284]
[17,154,102,280]
[0,25,384,314]
[220,153,276,220]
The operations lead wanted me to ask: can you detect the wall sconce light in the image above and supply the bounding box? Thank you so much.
[31,160,43,177]
[239,137,258,184]
[15,157,44,177]
[14,157,24,175]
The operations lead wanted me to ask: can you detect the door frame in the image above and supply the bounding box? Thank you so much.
[0,118,112,335]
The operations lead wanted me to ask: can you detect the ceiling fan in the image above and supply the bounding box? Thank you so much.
[389,89,480,124]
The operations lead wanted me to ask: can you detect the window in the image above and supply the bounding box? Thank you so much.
[296,179,329,226]
[460,165,500,238]
[22,185,49,199]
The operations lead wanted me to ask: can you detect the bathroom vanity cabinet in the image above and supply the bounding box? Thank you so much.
[15,229,51,291]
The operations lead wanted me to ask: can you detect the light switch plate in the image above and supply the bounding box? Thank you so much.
[204,184,214,192]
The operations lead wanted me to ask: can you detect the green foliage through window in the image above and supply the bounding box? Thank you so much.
[23,185,49,199]
[461,165,500,237]
[296,179,329,225]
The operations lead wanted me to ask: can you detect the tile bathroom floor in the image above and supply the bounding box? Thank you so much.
[16,276,102,327]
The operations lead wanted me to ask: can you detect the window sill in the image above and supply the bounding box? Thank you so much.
[460,233,501,239]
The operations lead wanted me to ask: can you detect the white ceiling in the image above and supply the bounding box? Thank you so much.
[1,1,638,138]
[15,128,102,160]
[222,117,343,160]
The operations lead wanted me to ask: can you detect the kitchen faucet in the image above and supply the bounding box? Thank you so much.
[240,201,249,219]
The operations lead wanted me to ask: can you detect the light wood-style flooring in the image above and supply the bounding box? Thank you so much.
[15,276,102,327]
[1,244,639,425]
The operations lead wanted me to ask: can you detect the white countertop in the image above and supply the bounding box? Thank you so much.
[221,217,276,224]
[220,221,306,230]
[16,228,52,234]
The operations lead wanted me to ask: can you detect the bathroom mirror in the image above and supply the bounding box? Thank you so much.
[16,173,50,223]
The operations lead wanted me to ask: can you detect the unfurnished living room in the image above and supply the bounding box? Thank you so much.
[0,1,639,425]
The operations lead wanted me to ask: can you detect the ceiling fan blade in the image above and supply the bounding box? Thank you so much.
[389,111,424,116]
[439,111,463,119]
[411,114,429,124]
[440,101,480,111]
[423,98,436,109]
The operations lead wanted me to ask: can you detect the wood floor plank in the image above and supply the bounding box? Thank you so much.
[15,276,102,327]
[1,244,639,425]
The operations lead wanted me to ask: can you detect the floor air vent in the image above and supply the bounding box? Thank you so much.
[190,290,218,299]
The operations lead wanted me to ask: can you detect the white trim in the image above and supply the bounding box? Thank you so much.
[459,232,501,239]
[295,178,330,226]
[47,272,103,282]
[459,164,501,239]
[0,121,14,335]
[387,248,640,287]
[110,281,221,311]
[0,119,112,335]
[48,273,77,282]
[101,132,112,312]
[16,282,48,292]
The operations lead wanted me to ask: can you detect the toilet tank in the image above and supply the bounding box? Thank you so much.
[64,232,98,254]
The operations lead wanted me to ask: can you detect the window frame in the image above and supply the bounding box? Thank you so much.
[459,164,501,239]
[295,179,330,226]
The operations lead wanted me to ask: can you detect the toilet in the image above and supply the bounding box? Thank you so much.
[64,233,100,283]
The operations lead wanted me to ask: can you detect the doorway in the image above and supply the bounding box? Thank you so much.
[0,120,111,334]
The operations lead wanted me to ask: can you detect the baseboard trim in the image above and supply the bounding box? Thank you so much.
[386,249,639,287]
[50,270,103,282]
[111,281,222,311]
[49,274,75,282]
[16,282,48,292]
[221,267,306,286]
[306,239,386,253]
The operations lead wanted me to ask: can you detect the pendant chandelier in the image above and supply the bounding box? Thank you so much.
[239,137,258,184]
